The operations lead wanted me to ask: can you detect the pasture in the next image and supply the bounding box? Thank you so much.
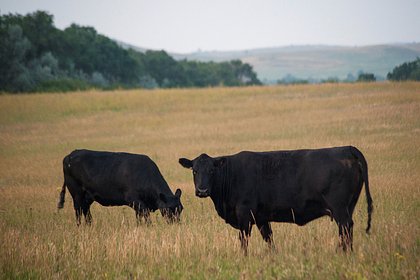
[0,83,419,279]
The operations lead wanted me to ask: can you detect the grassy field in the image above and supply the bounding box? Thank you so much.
[0,83,419,279]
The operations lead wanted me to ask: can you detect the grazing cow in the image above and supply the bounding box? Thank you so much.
[179,146,373,253]
[58,149,183,225]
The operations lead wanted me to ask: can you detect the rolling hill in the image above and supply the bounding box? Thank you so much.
[172,43,420,83]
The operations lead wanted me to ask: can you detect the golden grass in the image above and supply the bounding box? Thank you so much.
[0,82,419,279]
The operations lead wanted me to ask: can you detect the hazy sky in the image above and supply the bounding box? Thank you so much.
[2,0,420,53]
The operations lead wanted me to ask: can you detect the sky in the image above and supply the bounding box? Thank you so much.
[1,0,420,54]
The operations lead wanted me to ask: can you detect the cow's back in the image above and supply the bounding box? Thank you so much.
[65,150,168,205]
[223,146,360,210]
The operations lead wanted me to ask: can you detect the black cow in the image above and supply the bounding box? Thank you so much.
[179,146,373,253]
[58,149,183,225]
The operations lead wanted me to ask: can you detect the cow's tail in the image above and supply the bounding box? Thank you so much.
[57,155,70,209]
[57,182,66,209]
[350,146,373,234]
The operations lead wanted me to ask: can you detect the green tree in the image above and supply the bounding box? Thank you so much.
[142,50,187,87]
[387,58,420,81]
[0,10,262,92]
[0,24,32,92]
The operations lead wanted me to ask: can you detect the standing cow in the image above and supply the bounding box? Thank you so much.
[58,149,183,225]
[179,146,373,253]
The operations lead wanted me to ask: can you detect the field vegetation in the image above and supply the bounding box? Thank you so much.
[0,82,419,279]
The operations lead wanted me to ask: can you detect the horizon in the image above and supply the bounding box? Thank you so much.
[157,42,420,55]
[2,0,420,53]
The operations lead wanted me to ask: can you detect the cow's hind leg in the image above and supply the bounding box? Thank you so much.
[72,198,83,226]
[339,193,361,251]
[338,219,354,251]
[72,195,93,226]
[257,222,275,250]
[237,207,253,255]
[82,195,94,225]
[324,181,357,252]
[64,175,84,226]
[333,210,354,251]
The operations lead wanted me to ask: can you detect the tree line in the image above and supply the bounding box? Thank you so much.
[387,58,420,81]
[0,11,261,93]
[277,59,420,85]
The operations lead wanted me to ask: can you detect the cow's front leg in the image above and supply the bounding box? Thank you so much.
[257,222,275,250]
[131,201,150,225]
[140,209,151,226]
[239,230,250,255]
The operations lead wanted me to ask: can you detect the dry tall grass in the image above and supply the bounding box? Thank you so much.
[0,83,419,279]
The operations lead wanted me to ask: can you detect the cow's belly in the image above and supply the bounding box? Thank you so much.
[269,203,329,225]
[94,197,126,206]
[268,208,295,223]
[85,188,127,206]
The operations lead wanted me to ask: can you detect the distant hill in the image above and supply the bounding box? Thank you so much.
[172,43,420,83]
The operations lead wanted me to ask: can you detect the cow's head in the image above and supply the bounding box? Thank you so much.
[179,154,226,198]
[159,188,183,223]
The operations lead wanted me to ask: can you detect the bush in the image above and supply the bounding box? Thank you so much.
[357,73,376,82]
[35,78,91,92]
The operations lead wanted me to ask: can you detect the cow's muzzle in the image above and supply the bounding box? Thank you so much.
[195,188,209,197]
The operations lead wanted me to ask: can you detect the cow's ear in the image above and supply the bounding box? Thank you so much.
[175,188,182,198]
[214,157,226,167]
[159,193,167,203]
[179,158,193,169]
